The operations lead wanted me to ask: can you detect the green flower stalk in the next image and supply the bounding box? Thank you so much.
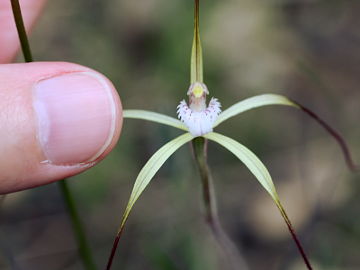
[105,1,358,270]
[192,136,250,270]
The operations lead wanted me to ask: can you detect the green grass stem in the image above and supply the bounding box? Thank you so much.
[59,180,97,270]
[10,0,33,62]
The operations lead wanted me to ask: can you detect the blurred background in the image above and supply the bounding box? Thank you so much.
[1,0,360,269]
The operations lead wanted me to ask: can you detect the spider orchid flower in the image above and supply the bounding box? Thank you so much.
[177,82,221,136]
[105,1,358,270]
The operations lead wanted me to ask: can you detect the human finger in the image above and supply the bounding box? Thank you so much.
[0,62,122,194]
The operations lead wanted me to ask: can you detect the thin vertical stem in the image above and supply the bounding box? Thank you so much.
[0,196,5,209]
[10,2,96,269]
[192,137,249,270]
[192,138,217,222]
[0,195,6,226]
[59,181,97,270]
[10,0,33,62]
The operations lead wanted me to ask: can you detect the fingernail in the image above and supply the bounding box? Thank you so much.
[33,72,116,165]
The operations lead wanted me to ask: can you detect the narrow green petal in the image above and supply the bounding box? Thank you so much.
[204,132,278,201]
[120,133,193,228]
[124,110,187,131]
[214,94,298,128]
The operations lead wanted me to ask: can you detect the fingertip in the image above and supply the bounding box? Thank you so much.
[0,62,122,193]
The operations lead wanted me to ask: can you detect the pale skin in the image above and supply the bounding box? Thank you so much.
[0,0,123,194]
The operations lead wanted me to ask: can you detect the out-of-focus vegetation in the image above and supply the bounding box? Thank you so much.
[1,0,360,269]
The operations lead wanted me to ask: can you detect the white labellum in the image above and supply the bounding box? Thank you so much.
[177,98,221,137]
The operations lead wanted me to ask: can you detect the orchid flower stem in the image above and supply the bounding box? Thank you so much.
[10,1,96,269]
[192,137,249,270]
[10,0,33,62]
[192,138,217,222]
[59,180,97,270]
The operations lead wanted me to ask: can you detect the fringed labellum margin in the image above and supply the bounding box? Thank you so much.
[177,82,221,137]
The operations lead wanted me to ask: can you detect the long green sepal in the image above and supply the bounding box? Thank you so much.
[204,132,313,269]
[204,132,278,200]
[213,94,358,172]
[124,110,187,131]
[105,133,193,270]
[190,0,203,83]
[214,94,297,128]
